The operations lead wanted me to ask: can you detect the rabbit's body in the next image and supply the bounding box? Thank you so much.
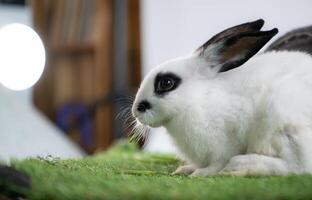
[165,51,312,175]
[132,19,312,176]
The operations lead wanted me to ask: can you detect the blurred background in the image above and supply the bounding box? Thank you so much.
[1,0,312,161]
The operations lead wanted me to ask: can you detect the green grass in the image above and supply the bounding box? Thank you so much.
[8,141,312,199]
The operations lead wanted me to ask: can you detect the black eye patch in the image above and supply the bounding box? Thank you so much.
[154,72,181,96]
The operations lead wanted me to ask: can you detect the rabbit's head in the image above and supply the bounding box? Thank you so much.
[132,19,278,128]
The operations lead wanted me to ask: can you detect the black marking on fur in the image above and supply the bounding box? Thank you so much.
[195,18,278,73]
[218,28,278,72]
[154,72,181,96]
[197,19,265,55]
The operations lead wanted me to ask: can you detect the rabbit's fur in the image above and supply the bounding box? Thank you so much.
[132,19,312,176]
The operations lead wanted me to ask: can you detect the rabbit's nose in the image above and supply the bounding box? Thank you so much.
[137,100,151,112]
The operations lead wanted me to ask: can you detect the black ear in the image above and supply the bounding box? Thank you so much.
[197,19,265,52]
[196,20,278,72]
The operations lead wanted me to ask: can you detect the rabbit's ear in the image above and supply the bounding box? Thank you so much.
[198,19,265,49]
[196,24,278,73]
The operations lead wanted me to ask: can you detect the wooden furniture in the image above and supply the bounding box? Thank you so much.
[31,0,116,152]
[31,0,142,152]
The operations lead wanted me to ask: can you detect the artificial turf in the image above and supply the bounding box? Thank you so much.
[6,142,312,199]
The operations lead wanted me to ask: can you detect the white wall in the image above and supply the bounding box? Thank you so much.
[0,85,85,163]
[0,5,31,26]
[141,0,312,153]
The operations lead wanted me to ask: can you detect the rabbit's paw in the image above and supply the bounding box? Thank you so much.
[219,155,256,176]
[190,165,222,177]
[172,165,196,175]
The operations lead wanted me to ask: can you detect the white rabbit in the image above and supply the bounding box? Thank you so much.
[131,19,312,176]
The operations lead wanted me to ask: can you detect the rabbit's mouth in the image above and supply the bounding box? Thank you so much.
[132,99,173,128]
[135,112,172,128]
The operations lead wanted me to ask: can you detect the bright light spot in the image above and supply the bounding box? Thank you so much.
[0,23,45,90]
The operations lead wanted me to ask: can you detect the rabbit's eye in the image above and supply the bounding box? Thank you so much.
[154,73,181,96]
[159,77,174,91]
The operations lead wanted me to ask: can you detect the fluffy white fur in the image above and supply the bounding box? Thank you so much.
[132,49,312,176]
